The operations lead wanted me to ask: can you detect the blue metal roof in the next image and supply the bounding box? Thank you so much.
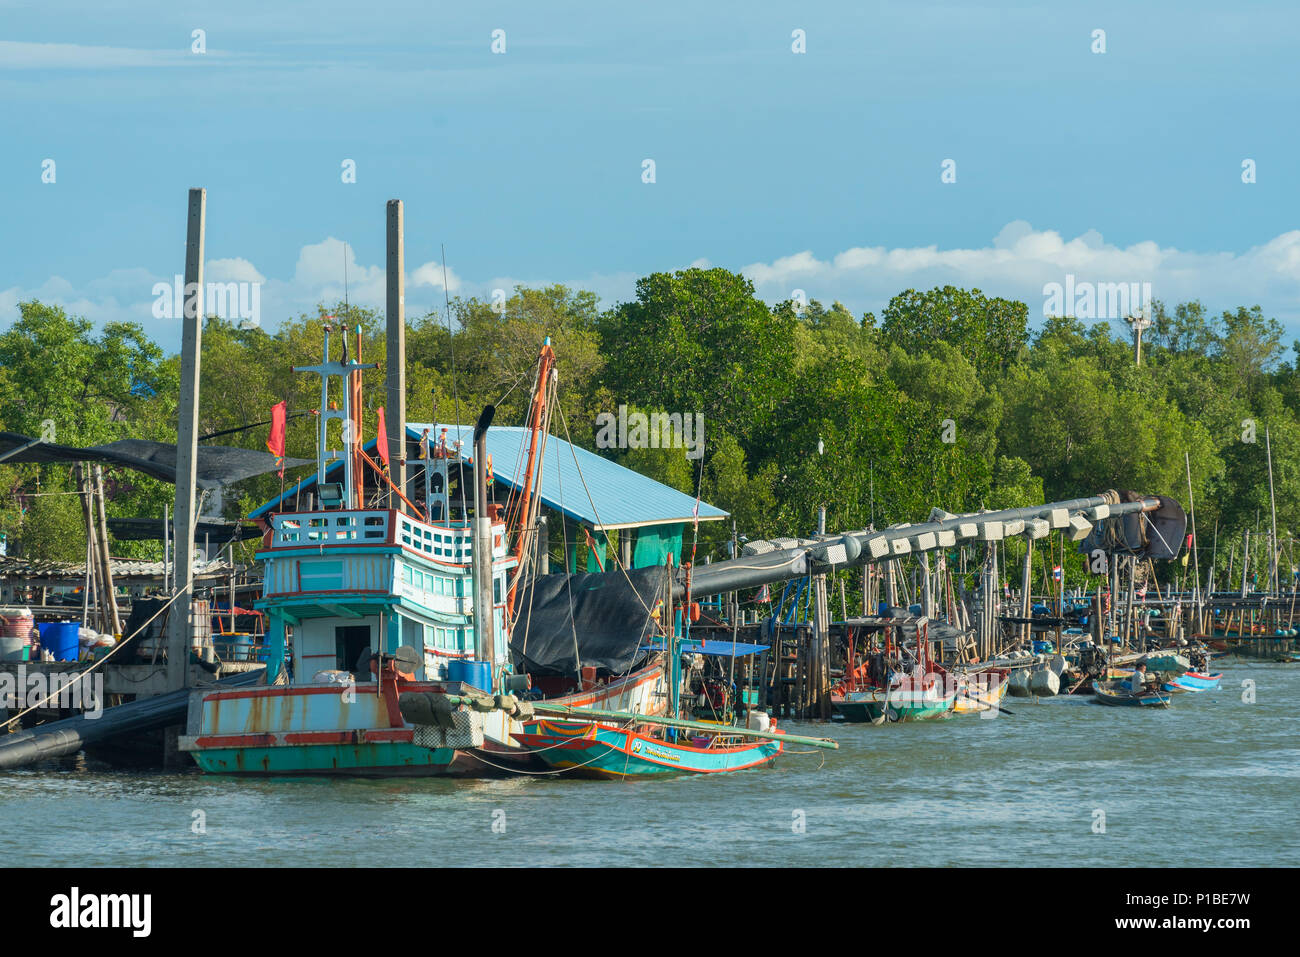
[411,423,727,531]
[250,425,728,531]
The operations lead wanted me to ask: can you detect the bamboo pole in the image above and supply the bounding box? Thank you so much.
[93,465,120,635]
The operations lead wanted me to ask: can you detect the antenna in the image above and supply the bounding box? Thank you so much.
[442,244,469,522]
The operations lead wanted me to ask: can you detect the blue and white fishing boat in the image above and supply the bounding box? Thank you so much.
[180,333,670,775]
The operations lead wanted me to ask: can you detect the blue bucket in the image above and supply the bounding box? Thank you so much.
[39,621,80,662]
[447,658,492,691]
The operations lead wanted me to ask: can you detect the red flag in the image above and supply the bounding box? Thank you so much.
[266,401,287,477]
[376,407,390,468]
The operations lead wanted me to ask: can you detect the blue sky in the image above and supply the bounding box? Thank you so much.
[3,0,1298,350]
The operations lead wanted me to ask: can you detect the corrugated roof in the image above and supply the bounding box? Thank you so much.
[251,425,727,531]
[412,423,727,532]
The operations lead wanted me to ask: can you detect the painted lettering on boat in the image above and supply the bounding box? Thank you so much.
[630,739,681,763]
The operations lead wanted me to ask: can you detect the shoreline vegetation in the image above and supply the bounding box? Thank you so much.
[1,269,1293,594]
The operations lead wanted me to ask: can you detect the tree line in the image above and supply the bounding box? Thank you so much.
[2,269,1296,593]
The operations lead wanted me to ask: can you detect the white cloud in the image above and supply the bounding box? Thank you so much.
[740,222,1300,325]
[5,224,1300,350]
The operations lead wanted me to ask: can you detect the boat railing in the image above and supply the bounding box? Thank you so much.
[271,510,392,546]
[267,509,505,562]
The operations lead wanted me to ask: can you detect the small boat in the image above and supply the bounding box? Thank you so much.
[1273,650,1300,663]
[952,669,1009,716]
[1093,680,1172,708]
[834,678,955,723]
[1163,671,1223,693]
[830,615,954,722]
[513,718,782,779]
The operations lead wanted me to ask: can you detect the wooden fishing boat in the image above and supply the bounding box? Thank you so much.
[834,678,955,722]
[513,718,782,779]
[180,336,670,776]
[1163,671,1222,693]
[1093,680,1172,708]
[830,616,954,722]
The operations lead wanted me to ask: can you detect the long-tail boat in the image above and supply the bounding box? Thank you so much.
[513,717,783,778]
[510,564,812,778]
[1093,680,1173,708]
[1162,671,1223,693]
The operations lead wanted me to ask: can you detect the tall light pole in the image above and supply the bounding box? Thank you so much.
[1126,305,1152,366]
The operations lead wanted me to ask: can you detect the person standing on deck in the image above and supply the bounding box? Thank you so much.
[1129,660,1148,694]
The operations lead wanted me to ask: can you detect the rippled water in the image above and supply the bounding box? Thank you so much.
[3,659,1296,867]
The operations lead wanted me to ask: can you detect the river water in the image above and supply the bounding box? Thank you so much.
[3,658,1296,867]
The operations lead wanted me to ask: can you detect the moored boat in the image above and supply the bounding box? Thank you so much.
[1162,671,1222,693]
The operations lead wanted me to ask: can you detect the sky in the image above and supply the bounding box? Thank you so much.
[2,0,1298,351]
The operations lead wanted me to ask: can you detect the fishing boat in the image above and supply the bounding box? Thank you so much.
[1093,680,1173,708]
[1163,671,1222,693]
[180,333,670,776]
[513,717,782,779]
[831,616,955,722]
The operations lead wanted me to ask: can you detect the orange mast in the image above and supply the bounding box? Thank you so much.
[505,339,557,623]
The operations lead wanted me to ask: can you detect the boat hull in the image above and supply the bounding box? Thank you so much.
[181,660,669,778]
[1093,681,1173,707]
[1163,671,1223,693]
[833,688,954,722]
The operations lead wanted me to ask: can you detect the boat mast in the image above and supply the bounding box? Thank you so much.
[505,339,557,625]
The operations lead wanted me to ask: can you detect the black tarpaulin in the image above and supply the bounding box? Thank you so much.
[106,517,258,546]
[0,432,310,487]
[1077,491,1186,561]
[510,566,668,677]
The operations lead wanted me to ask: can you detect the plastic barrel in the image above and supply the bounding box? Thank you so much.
[0,636,28,662]
[447,658,492,691]
[0,607,34,640]
[39,621,81,662]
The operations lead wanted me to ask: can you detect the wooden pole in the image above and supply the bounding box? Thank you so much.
[93,466,120,634]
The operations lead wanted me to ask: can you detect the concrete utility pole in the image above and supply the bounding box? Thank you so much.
[385,200,406,504]
[168,187,205,691]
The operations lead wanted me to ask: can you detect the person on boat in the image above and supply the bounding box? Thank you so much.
[1128,660,1148,694]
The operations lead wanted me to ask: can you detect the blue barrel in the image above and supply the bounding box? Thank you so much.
[39,621,80,662]
[1032,639,1054,655]
[447,658,492,691]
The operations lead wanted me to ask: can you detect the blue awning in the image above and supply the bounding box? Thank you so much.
[251,424,728,532]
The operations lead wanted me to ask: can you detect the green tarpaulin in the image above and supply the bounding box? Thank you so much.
[633,524,683,569]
